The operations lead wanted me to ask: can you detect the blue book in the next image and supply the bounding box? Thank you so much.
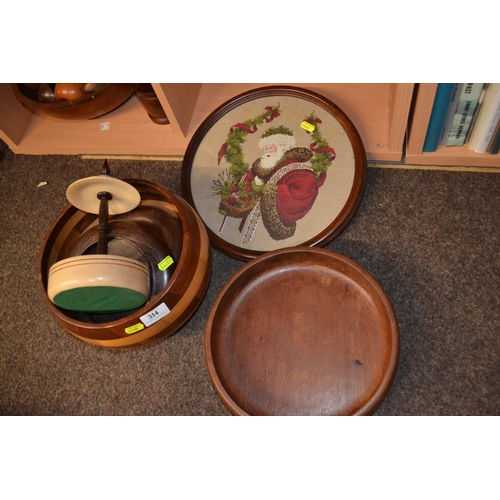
[423,83,454,152]
[488,125,500,154]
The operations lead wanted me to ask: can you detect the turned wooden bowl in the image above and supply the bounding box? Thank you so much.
[205,247,399,415]
[13,83,135,120]
[39,179,212,348]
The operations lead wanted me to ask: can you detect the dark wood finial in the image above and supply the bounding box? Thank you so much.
[101,158,111,176]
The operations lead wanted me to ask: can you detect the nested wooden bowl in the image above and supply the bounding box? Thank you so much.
[13,83,135,120]
[39,179,212,348]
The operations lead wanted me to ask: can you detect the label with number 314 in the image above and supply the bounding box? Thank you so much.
[140,302,171,327]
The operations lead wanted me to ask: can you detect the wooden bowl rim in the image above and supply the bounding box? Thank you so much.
[13,83,120,109]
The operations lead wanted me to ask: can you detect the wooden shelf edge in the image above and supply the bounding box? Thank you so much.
[153,83,203,139]
[405,151,500,168]
[372,162,500,173]
[388,83,415,151]
[368,151,403,162]
[407,83,438,155]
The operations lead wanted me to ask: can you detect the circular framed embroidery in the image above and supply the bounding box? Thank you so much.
[181,86,366,261]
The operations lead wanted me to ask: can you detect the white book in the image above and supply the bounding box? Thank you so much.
[469,83,500,153]
[446,83,485,146]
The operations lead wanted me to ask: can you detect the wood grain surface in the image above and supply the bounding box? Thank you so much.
[39,179,212,347]
[206,247,399,415]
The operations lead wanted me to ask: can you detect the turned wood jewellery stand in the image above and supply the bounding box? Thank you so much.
[48,160,150,313]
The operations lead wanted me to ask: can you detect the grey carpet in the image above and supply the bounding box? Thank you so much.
[1,143,499,415]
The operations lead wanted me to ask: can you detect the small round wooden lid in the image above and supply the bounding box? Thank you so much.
[205,247,399,416]
[66,175,141,215]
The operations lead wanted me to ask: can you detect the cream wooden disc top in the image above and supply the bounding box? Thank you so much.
[66,175,141,215]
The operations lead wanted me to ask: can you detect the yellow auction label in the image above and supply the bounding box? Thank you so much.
[300,121,315,132]
[125,323,145,335]
[158,255,174,271]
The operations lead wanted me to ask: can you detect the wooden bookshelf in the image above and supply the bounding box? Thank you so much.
[0,83,413,163]
[406,83,500,168]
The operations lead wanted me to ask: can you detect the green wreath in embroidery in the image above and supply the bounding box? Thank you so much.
[211,106,336,219]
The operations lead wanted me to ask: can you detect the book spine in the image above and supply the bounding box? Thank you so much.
[472,84,500,154]
[423,84,454,152]
[439,84,461,146]
[465,84,488,144]
[446,83,485,146]
[487,121,500,154]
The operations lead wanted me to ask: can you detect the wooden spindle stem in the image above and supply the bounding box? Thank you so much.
[97,191,112,254]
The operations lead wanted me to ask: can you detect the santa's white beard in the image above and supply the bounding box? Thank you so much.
[260,145,286,172]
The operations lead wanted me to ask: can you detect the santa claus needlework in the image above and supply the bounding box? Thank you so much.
[183,87,366,259]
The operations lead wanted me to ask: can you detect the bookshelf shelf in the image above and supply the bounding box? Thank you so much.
[1,83,497,168]
[0,83,413,162]
[406,84,500,168]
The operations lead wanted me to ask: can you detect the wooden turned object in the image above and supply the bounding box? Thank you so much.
[39,178,212,348]
[135,84,170,125]
[65,172,141,216]
[12,83,135,121]
[47,164,150,314]
[205,247,399,416]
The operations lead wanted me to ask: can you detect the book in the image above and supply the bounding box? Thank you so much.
[423,83,454,152]
[487,119,500,154]
[438,84,461,146]
[446,83,485,146]
[465,84,488,144]
[468,83,500,154]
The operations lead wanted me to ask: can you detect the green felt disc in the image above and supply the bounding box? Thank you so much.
[53,286,148,313]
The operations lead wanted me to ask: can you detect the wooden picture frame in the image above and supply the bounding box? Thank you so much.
[182,86,367,261]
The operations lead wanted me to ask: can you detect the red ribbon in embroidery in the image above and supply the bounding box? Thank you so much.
[230,123,258,134]
[310,142,336,161]
[217,143,228,165]
[264,106,281,122]
[303,117,323,131]
[302,117,335,161]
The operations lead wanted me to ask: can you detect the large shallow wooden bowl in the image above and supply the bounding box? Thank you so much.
[205,247,399,415]
[39,179,212,348]
[13,83,135,120]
